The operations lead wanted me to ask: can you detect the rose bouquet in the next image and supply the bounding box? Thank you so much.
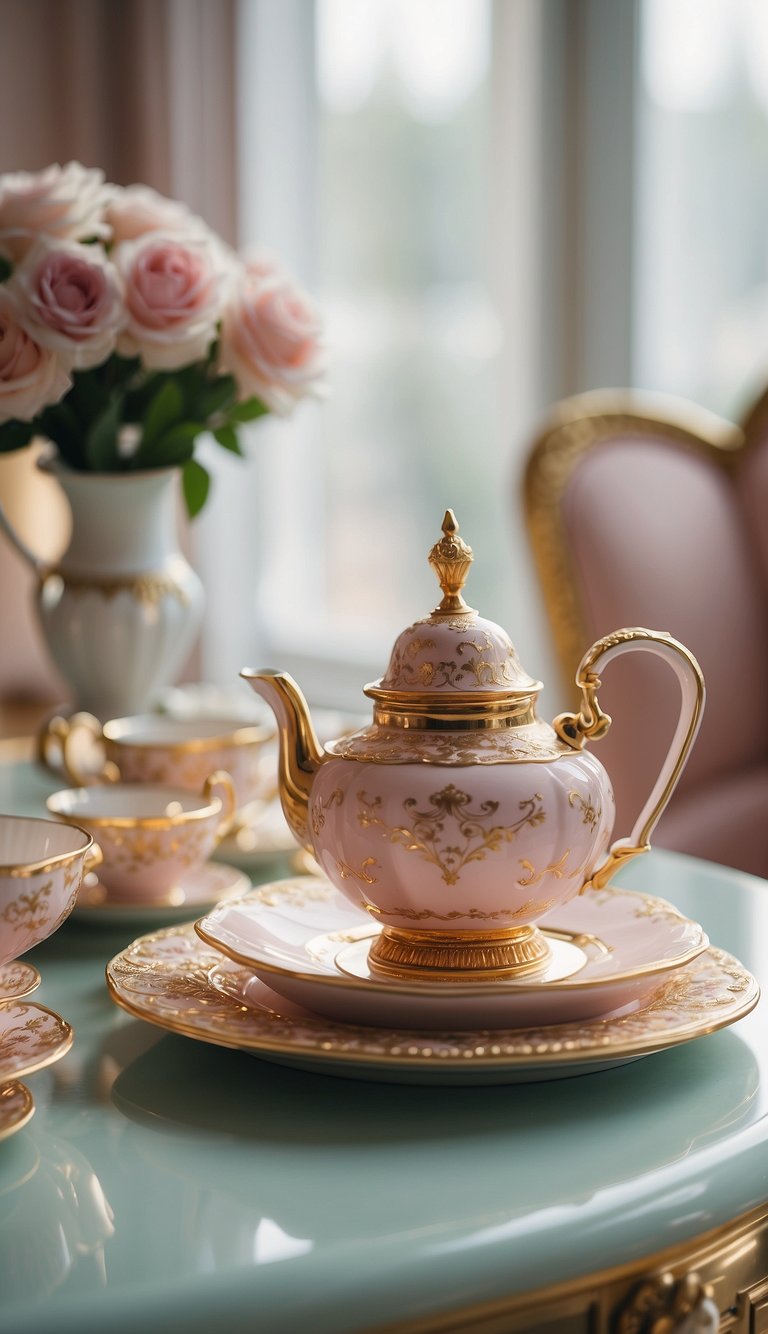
[0,162,325,514]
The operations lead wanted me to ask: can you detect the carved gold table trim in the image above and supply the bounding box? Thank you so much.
[372,1201,768,1333]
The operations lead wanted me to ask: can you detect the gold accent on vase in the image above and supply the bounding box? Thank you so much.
[46,556,192,607]
[367,923,552,980]
[356,785,545,885]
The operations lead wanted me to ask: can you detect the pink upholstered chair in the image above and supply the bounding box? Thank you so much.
[524,387,768,879]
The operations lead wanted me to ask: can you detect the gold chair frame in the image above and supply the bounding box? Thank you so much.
[522,387,752,692]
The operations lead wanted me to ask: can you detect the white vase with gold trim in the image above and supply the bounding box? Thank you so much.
[0,456,204,721]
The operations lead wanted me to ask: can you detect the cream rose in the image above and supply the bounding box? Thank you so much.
[106,185,206,245]
[0,290,71,423]
[0,162,111,264]
[114,231,227,370]
[219,270,326,415]
[7,239,125,370]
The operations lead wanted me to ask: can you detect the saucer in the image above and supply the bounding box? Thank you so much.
[0,961,41,1003]
[212,799,297,870]
[0,1001,73,1084]
[195,878,708,1029]
[105,922,757,1085]
[0,1082,34,1141]
[75,861,251,925]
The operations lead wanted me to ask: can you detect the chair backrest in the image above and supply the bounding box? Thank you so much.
[524,389,768,867]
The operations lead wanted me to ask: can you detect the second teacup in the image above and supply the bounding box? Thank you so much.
[46,773,235,902]
[41,711,275,828]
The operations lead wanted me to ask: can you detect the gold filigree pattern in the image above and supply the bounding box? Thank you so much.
[362,898,556,921]
[336,857,378,885]
[568,790,600,828]
[1,881,53,931]
[517,851,573,887]
[0,960,41,1003]
[326,723,569,765]
[311,788,344,836]
[51,558,190,607]
[106,923,759,1069]
[356,785,545,885]
[382,629,526,692]
[0,1002,73,1082]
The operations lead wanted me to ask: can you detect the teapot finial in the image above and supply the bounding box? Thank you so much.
[428,510,476,615]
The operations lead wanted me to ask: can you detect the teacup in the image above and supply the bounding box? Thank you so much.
[40,711,275,828]
[46,772,235,902]
[0,814,99,966]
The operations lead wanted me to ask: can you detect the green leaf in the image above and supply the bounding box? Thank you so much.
[38,401,85,468]
[140,379,185,450]
[182,458,210,517]
[148,421,200,468]
[194,375,237,422]
[213,424,242,456]
[67,369,110,426]
[229,397,268,423]
[85,394,123,470]
[0,419,35,452]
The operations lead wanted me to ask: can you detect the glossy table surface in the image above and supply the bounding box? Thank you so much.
[1,752,767,1333]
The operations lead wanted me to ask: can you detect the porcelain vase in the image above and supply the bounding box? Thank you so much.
[33,461,204,721]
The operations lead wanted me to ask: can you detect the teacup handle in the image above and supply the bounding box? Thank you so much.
[203,770,237,841]
[553,628,705,891]
[84,841,103,875]
[38,712,120,787]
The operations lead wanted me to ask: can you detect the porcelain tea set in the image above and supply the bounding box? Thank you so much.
[1,512,760,1105]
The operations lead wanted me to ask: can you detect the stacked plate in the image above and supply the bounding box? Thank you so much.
[106,875,759,1086]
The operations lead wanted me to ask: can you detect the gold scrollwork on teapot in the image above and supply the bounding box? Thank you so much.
[356,785,546,886]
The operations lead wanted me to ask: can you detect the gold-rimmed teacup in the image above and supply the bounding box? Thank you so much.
[0,814,101,966]
[46,772,235,903]
[40,711,275,829]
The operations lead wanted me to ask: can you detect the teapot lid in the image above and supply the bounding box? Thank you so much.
[365,511,542,722]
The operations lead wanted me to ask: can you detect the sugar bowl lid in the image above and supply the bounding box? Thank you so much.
[366,510,542,711]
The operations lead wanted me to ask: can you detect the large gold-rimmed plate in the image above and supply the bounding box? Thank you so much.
[0,1001,73,1084]
[106,923,758,1086]
[0,1081,34,1141]
[195,878,708,1029]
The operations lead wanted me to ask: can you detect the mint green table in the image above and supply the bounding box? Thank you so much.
[1,750,768,1332]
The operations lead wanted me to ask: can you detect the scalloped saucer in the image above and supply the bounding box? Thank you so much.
[196,878,708,1029]
[0,1001,73,1084]
[0,961,41,1004]
[0,1082,34,1140]
[75,861,251,925]
[106,922,758,1086]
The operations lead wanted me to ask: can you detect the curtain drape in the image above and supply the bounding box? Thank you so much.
[0,0,236,700]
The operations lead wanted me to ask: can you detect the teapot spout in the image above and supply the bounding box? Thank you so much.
[240,669,325,854]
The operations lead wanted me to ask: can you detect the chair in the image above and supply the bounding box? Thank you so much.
[524,386,768,879]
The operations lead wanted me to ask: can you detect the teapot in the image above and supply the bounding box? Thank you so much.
[242,511,704,982]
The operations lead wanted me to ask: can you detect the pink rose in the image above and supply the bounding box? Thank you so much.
[106,185,205,245]
[0,290,71,423]
[7,240,125,370]
[219,271,326,415]
[114,231,226,370]
[0,162,111,264]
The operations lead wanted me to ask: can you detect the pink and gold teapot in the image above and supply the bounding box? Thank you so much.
[242,511,704,981]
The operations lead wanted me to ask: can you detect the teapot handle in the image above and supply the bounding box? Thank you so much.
[552,629,705,891]
[38,712,120,787]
